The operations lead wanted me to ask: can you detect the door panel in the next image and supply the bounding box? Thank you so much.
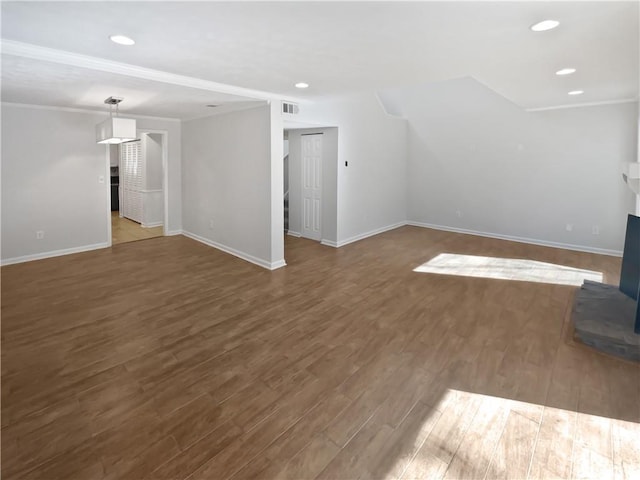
[303,198,311,230]
[301,134,322,241]
[313,198,321,231]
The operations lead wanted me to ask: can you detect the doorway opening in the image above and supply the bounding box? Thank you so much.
[284,126,339,262]
[108,130,168,245]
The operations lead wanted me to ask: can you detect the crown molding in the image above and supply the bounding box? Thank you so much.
[525,97,638,112]
[182,101,268,122]
[2,39,303,103]
[1,101,181,122]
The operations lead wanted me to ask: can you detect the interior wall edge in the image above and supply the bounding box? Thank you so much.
[0,101,182,123]
[330,221,408,248]
[181,230,283,270]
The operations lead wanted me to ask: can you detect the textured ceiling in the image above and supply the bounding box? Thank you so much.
[1,1,638,116]
[2,55,263,119]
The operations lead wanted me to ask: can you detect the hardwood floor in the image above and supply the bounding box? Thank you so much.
[111,212,163,245]
[2,226,638,480]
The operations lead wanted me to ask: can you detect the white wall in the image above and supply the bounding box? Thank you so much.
[1,103,182,263]
[296,92,408,245]
[268,101,285,268]
[182,104,283,269]
[144,133,163,191]
[141,133,164,227]
[287,127,339,245]
[109,145,119,166]
[141,190,164,228]
[380,77,637,255]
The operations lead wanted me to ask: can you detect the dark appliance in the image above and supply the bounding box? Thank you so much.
[110,166,119,211]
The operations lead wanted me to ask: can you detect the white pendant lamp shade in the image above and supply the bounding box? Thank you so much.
[96,97,136,144]
[96,117,137,144]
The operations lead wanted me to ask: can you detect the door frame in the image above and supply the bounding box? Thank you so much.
[105,128,169,246]
[285,127,338,250]
[105,144,113,246]
[138,129,169,235]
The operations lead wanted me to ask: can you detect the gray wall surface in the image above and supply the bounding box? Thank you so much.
[181,105,273,265]
[380,77,637,254]
[1,104,182,262]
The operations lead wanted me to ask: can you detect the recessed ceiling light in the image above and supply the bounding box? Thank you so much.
[568,90,584,95]
[295,82,309,89]
[556,68,576,76]
[530,20,560,32]
[109,35,135,46]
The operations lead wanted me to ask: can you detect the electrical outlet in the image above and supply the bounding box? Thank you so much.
[592,225,600,235]
[209,219,214,230]
[566,224,573,232]
[98,175,105,184]
[36,230,44,240]
[456,210,463,218]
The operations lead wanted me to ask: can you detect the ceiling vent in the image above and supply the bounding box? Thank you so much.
[282,102,299,115]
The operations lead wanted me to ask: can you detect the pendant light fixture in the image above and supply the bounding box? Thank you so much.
[95,96,137,144]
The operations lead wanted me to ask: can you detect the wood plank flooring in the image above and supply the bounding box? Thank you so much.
[2,226,638,479]
[111,211,163,245]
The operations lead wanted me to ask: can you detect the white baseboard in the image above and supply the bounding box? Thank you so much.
[270,259,287,270]
[142,221,163,228]
[320,239,339,248]
[407,221,623,257]
[165,229,183,236]
[286,230,301,238]
[181,230,286,270]
[325,221,408,248]
[1,242,110,266]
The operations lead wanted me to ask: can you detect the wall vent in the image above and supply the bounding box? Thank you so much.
[282,102,299,115]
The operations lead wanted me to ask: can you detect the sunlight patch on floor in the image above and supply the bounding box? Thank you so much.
[389,388,639,480]
[413,253,603,286]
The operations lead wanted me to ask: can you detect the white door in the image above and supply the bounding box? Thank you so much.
[301,134,322,241]
[120,140,143,224]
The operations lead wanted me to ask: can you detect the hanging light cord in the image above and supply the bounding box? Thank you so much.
[108,103,120,118]
[105,98,121,119]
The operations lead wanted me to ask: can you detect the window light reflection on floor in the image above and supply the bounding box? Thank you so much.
[389,388,639,480]
[413,253,603,286]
